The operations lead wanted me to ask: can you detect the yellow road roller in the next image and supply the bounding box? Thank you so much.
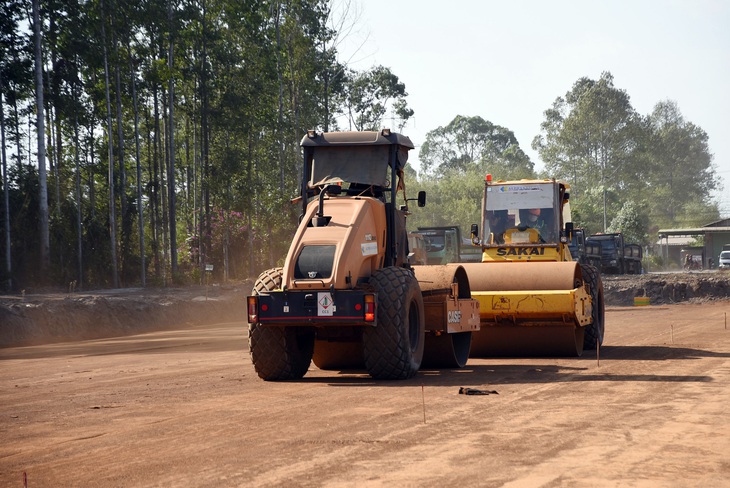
[462,175,605,357]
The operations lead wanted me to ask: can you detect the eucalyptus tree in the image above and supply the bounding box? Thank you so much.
[533,72,642,232]
[644,100,718,227]
[1,0,32,183]
[0,0,27,290]
[338,65,413,132]
[99,0,119,287]
[419,115,534,180]
[1,82,10,291]
[412,115,534,232]
[33,0,51,280]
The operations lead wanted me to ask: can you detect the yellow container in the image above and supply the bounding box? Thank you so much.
[634,296,650,306]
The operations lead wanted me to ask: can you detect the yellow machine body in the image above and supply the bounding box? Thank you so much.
[464,178,603,357]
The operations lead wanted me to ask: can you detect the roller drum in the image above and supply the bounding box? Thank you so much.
[412,264,474,368]
[461,261,587,357]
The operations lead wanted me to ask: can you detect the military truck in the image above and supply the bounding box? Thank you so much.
[568,228,602,268]
[246,130,479,381]
[414,226,482,264]
[587,233,642,274]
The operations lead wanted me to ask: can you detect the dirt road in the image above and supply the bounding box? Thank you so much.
[2,301,729,487]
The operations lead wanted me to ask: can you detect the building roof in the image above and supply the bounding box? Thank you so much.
[657,227,730,237]
[704,218,730,228]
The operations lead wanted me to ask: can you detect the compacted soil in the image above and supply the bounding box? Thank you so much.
[1,271,730,486]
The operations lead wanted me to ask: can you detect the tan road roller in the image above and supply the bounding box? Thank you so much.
[246,130,479,381]
[462,175,605,357]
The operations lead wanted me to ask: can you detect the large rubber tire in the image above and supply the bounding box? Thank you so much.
[581,264,605,350]
[363,267,425,380]
[249,268,315,381]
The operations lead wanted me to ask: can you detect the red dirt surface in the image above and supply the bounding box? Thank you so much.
[2,293,729,486]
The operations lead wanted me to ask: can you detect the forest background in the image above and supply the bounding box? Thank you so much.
[0,0,721,291]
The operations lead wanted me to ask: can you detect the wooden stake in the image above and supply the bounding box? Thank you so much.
[421,385,426,424]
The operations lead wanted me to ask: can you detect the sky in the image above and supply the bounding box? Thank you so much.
[334,0,730,217]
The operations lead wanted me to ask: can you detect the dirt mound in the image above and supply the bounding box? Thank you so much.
[0,283,252,348]
[3,273,729,348]
[602,271,730,306]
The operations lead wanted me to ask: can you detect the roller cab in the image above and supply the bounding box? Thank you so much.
[247,130,480,381]
[464,177,605,357]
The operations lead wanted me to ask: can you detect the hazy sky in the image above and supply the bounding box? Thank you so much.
[336,0,730,217]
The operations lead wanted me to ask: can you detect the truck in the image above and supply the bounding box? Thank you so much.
[246,130,480,381]
[587,233,642,274]
[718,250,730,270]
[568,228,602,268]
[413,226,482,264]
[461,175,605,357]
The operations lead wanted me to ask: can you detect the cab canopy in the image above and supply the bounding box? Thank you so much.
[301,130,413,187]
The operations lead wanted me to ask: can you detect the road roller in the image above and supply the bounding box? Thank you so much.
[246,130,479,381]
[462,175,605,357]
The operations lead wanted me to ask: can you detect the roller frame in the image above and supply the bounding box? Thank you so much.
[411,264,480,334]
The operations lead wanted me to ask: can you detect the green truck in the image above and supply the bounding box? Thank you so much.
[414,226,482,264]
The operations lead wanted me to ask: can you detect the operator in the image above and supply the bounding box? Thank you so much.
[524,208,546,232]
[519,208,552,242]
[487,209,508,244]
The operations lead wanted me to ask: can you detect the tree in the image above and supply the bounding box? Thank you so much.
[100,0,119,288]
[1,77,10,290]
[339,65,412,131]
[608,201,649,246]
[643,100,719,228]
[33,0,50,280]
[533,72,642,232]
[0,0,409,289]
[420,115,534,180]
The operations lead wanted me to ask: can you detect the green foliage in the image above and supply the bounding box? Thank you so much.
[337,65,413,131]
[0,0,416,289]
[408,166,486,232]
[533,72,718,242]
[419,115,535,180]
[607,201,649,246]
[642,100,720,229]
[2,4,721,291]
[408,115,536,234]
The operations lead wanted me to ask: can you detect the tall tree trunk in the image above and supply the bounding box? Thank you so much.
[73,99,83,290]
[167,2,177,280]
[48,6,61,216]
[130,47,145,287]
[101,0,119,288]
[274,3,285,193]
[47,102,60,214]
[160,113,169,286]
[152,85,162,280]
[87,120,96,220]
[11,91,22,173]
[1,83,11,291]
[200,0,211,273]
[33,0,50,281]
[246,132,254,277]
[113,22,128,282]
[190,108,198,272]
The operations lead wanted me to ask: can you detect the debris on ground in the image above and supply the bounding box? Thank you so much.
[459,387,498,395]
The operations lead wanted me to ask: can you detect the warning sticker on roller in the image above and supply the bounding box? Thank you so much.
[318,292,334,316]
[361,242,378,256]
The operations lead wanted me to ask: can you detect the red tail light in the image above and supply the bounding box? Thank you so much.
[247,296,258,323]
[364,294,375,322]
